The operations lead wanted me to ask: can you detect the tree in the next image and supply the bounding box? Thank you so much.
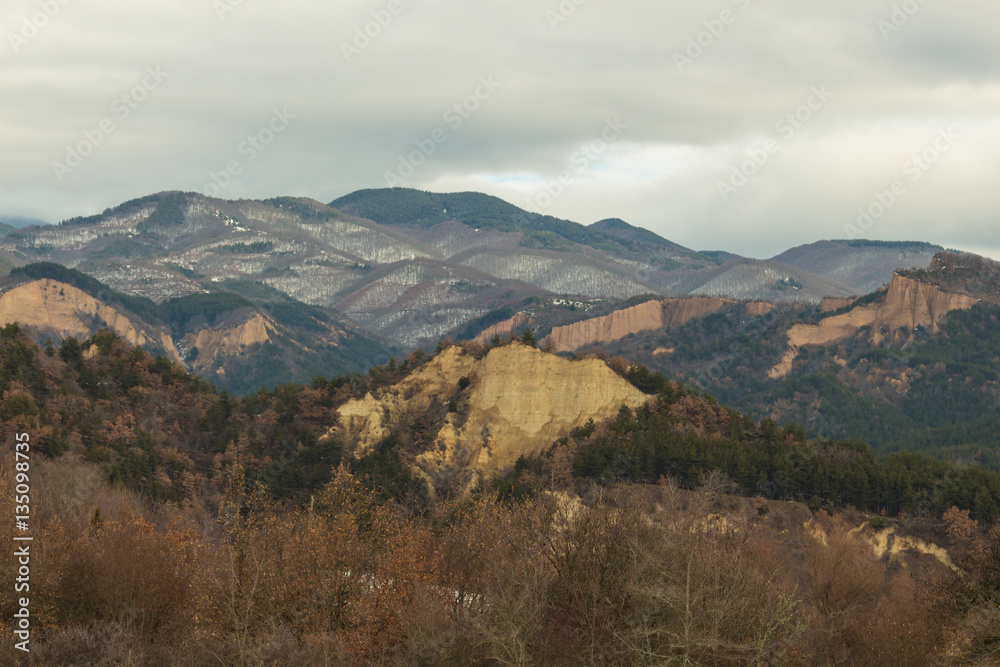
[520,329,536,347]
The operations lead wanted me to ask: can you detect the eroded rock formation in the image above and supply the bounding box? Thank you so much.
[769,275,979,378]
[331,343,652,494]
[543,298,773,353]
[0,279,182,363]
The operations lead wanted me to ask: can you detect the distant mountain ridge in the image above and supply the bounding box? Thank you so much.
[0,187,951,393]
[0,215,48,229]
[774,239,944,294]
[563,249,1000,470]
[0,263,391,394]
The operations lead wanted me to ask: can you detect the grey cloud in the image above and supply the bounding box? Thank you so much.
[1,0,997,258]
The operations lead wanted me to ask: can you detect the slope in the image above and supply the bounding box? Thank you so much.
[331,342,652,494]
[774,239,942,293]
[0,264,391,394]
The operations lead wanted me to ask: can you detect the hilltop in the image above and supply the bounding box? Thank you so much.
[0,189,939,362]
[0,263,389,394]
[558,250,1000,470]
[1,322,999,663]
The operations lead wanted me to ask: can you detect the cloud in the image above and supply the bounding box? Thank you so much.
[1,0,998,258]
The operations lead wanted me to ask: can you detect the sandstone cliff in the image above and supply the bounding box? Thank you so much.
[543,298,774,353]
[544,298,732,353]
[769,275,979,378]
[183,314,276,371]
[0,279,182,363]
[818,297,856,313]
[332,343,651,494]
[472,312,535,344]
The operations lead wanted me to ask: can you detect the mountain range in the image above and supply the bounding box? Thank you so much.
[0,189,981,456]
[0,188,943,353]
[4,188,1000,664]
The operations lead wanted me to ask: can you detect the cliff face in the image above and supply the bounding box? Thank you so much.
[544,298,775,352]
[769,275,979,378]
[472,312,535,345]
[183,314,276,371]
[818,297,856,313]
[0,279,182,363]
[545,298,736,353]
[332,343,651,493]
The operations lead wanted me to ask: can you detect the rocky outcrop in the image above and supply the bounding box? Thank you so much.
[0,279,182,363]
[863,525,958,572]
[818,297,856,313]
[472,312,535,345]
[744,301,776,317]
[183,314,276,371]
[331,343,651,494]
[544,298,736,353]
[769,275,979,378]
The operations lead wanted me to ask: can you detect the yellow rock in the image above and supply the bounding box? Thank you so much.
[544,297,740,353]
[331,343,652,494]
[0,279,182,363]
[769,275,978,378]
[183,314,275,370]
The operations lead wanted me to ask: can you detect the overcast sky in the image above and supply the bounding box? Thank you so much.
[2,0,998,258]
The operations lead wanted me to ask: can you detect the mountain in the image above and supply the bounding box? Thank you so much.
[0,187,969,396]
[573,250,1000,469]
[0,263,390,394]
[4,320,1000,664]
[332,341,651,494]
[773,239,943,293]
[766,271,980,379]
[0,215,48,229]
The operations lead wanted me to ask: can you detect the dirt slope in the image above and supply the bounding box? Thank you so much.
[769,274,979,378]
[544,298,773,353]
[0,279,182,363]
[472,312,535,344]
[183,314,276,372]
[332,343,652,493]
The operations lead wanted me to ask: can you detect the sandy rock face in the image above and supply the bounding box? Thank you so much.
[0,279,182,363]
[184,314,276,371]
[769,275,979,378]
[332,343,651,494]
[472,312,535,345]
[544,298,736,353]
[818,297,856,313]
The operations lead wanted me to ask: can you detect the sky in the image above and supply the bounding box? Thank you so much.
[2,0,998,258]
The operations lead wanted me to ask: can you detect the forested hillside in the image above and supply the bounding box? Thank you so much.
[2,327,1000,663]
[2,263,392,394]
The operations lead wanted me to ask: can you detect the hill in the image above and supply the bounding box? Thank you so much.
[0,215,48,229]
[332,342,651,494]
[578,250,1000,469]
[0,264,391,394]
[774,239,943,293]
[0,188,972,395]
[1,325,999,663]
